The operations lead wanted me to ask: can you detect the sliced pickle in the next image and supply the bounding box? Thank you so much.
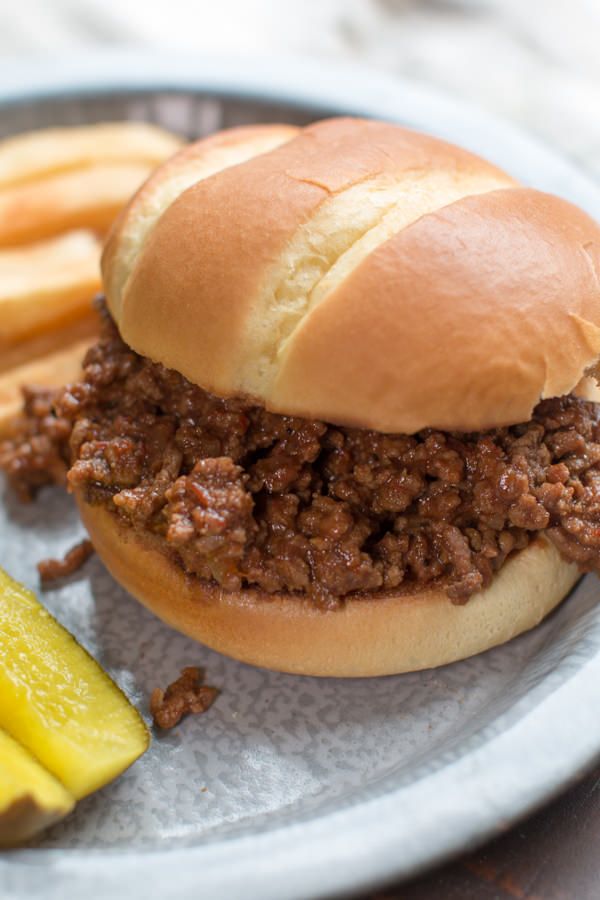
[0,567,149,799]
[0,728,74,846]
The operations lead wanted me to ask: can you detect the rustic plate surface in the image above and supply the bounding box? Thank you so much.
[1,53,600,900]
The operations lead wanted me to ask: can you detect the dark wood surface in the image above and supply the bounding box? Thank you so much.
[368,763,600,900]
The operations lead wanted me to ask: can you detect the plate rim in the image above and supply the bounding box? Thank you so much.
[1,50,600,900]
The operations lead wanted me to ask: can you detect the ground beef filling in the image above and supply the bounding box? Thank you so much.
[3,304,600,606]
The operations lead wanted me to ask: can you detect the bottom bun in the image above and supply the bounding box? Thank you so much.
[78,497,580,677]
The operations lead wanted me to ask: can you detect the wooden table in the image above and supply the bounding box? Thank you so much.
[368,763,600,899]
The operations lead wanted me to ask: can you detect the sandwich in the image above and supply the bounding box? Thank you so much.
[5,117,600,676]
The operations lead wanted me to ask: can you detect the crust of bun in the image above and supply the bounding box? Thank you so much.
[273,187,600,431]
[102,123,299,322]
[102,116,600,433]
[78,497,580,677]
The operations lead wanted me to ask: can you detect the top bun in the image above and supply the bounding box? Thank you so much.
[102,118,600,433]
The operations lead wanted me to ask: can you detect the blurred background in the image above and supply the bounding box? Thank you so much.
[1,0,599,177]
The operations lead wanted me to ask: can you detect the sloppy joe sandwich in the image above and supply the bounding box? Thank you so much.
[5,117,600,677]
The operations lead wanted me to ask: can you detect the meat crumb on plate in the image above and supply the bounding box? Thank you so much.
[37,538,94,583]
[150,666,219,730]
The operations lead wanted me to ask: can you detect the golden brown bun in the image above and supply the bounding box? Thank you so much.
[102,123,299,321]
[79,497,579,677]
[102,117,600,433]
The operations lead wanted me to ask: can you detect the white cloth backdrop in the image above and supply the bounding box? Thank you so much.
[0,0,599,178]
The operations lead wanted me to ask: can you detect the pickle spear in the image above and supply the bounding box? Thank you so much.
[0,566,149,799]
[0,728,74,846]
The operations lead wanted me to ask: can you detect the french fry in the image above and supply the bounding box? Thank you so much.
[0,163,154,248]
[0,230,101,345]
[0,314,97,376]
[0,122,183,189]
[0,334,93,436]
[0,120,184,436]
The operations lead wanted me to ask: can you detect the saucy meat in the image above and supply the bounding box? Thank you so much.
[37,539,94,584]
[0,386,71,502]
[3,301,600,605]
[150,667,219,730]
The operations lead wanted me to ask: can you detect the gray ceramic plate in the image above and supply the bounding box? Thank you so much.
[1,52,600,900]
